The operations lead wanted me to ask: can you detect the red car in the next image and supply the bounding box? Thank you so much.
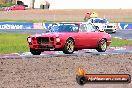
[27,22,111,55]
[6,5,25,11]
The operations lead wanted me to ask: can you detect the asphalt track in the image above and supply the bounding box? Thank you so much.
[0,29,132,39]
[0,29,132,58]
[111,29,132,40]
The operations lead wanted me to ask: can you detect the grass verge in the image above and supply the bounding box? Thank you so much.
[0,33,132,54]
[110,38,132,47]
[0,33,29,54]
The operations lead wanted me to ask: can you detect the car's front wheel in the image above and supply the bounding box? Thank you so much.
[112,29,116,33]
[30,48,41,55]
[63,38,74,54]
[96,39,107,52]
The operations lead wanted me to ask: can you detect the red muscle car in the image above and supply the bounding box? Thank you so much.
[6,5,25,11]
[27,22,111,55]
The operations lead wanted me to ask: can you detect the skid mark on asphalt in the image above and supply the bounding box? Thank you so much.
[1,47,132,59]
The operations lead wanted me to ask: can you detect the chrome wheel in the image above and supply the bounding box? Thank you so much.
[96,39,107,52]
[100,40,107,51]
[66,39,74,52]
[63,38,74,54]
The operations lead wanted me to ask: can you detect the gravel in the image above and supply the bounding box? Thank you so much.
[0,54,132,88]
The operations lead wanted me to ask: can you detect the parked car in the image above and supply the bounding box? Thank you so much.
[27,22,111,55]
[5,4,25,11]
[87,18,117,33]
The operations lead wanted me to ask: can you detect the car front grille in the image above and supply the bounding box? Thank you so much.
[104,29,113,31]
[107,26,113,28]
[37,37,49,44]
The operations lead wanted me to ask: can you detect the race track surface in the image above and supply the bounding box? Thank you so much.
[111,30,132,40]
[0,29,132,39]
[1,46,132,59]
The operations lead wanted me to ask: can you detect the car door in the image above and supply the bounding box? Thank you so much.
[76,24,90,48]
[15,5,20,10]
[13,5,17,10]
[18,5,24,10]
[85,23,100,48]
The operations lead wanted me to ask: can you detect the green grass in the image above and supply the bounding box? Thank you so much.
[0,33,30,54]
[0,33,132,54]
[110,38,132,47]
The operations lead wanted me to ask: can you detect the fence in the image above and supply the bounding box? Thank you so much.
[0,22,132,30]
[0,22,33,29]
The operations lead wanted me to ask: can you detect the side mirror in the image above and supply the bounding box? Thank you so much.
[46,30,50,33]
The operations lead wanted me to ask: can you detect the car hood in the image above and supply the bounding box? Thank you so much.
[30,32,76,38]
[93,23,116,26]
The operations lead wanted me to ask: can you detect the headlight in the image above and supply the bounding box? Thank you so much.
[103,26,107,28]
[56,38,60,42]
[27,37,31,42]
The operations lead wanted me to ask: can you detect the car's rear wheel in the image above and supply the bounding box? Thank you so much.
[96,39,107,52]
[30,48,41,55]
[63,38,74,54]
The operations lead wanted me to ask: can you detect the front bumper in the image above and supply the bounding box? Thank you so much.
[29,43,62,50]
[104,28,116,33]
[28,37,63,50]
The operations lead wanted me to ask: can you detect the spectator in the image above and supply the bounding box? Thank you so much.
[84,11,91,22]
[90,12,98,18]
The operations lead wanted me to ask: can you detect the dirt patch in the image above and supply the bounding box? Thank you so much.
[0,9,132,22]
[0,54,132,88]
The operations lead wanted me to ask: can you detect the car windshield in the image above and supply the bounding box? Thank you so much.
[49,23,79,32]
[93,18,108,23]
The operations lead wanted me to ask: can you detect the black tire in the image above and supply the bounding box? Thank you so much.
[95,26,99,30]
[63,38,74,54]
[112,29,116,33]
[76,75,87,85]
[30,48,41,55]
[96,39,107,52]
[96,26,104,32]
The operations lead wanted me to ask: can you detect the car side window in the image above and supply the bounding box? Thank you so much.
[79,24,87,32]
[91,19,93,23]
[86,24,96,32]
